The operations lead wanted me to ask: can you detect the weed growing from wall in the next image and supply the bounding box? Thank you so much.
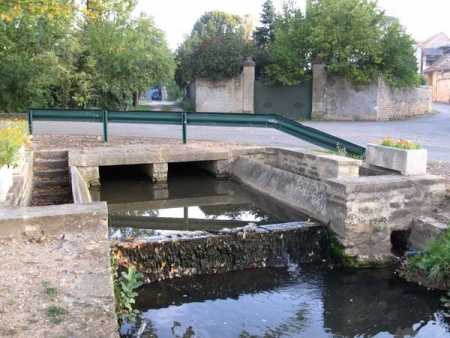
[111,253,144,324]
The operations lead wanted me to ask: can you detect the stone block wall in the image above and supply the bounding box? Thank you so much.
[312,63,432,121]
[264,148,361,181]
[231,148,446,266]
[377,80,432,120]
[188,60,255,113]
[327,175,446,264]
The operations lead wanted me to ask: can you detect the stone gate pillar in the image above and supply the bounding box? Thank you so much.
[311,59,325,119]
[242,57,255,113]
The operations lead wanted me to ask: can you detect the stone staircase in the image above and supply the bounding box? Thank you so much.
[31,150,73,206]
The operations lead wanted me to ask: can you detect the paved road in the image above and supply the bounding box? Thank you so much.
[33,103,450,162]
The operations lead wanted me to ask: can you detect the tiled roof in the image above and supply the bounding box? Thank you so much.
[418,32,450,48]
[424,54,450,73]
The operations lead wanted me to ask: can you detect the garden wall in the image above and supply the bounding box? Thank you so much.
[311,63,432,121]
[187,58,255,113]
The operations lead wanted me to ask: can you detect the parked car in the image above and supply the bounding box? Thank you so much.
[151,91,162,101]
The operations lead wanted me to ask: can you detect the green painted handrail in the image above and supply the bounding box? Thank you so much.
[28,109,365,156]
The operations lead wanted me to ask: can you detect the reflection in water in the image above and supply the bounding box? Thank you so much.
[120,267,449,338]
[99,163,310,241]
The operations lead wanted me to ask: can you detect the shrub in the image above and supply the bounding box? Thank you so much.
[0,119,30,167]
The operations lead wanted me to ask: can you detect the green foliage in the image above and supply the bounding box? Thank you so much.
[175,11,254,86]
[0,0,174,112]
[264,3,311,84]
[0,120,29,167]
[378,19,420,87]
[420,75,427,86]
[111,254,144,324]
[42,281,58,301]
[306,0,384,85]
[47,306,69,325]
[263,0,419,87]
[409,228,450,283]
[253,0,276,49]
[328,228,358,267]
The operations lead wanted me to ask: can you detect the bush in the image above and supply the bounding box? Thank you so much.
[409,228,450,283]
[0,120,30,167]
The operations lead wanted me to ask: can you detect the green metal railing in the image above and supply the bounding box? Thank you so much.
[27,109,366,156]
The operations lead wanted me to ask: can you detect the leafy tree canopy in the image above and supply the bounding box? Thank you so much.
[0,0,175,112]
[262,0,419,87]
[175,11,255,86]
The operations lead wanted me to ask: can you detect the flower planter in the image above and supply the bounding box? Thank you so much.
[366,144,427,176]
[0,164,13,201]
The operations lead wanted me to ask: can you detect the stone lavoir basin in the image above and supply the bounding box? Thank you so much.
[97,161,449,338]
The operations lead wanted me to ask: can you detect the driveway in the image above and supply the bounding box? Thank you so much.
[32,103,450,163]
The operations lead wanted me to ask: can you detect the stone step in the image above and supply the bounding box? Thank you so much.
[34,150,69,160]
[33,159,68,170]
[31,149,73,206]
[30,194,73,206]
[33,180,71,189]
[33,168,69,181]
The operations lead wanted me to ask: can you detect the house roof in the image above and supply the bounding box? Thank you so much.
[418,32,450,48]
[424,54,450,73]
[422,48,443,56]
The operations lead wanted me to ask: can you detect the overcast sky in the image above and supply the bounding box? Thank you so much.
[135,0,450,50]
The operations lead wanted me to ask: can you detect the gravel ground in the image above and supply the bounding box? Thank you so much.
[0,134,448,338]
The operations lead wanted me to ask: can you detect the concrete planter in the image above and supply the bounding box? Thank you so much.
[366,144,427,176]
[0,164,13,201]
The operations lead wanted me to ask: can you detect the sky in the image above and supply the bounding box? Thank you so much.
[135,0,450,50]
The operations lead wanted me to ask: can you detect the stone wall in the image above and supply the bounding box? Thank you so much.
[188,59,255,113]
[230,148,446,266]
[377,80,432,120]
[311,63,432,121]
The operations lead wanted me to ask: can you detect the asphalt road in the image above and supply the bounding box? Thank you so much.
[33,103,450,162]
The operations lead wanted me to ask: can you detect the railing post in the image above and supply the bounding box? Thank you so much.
[103,110,108,142]
[27,110,33,135]
[182,112,187,144]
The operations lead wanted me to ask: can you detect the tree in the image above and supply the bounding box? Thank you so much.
[305,0,385,85]
[262,0,419,87]
[264,3,310,84]
[253,0,276,49]
[175,11,254,86]
[80,7,175,109]
[0,0,73,22]
[252,0,277,81]
[0,1,76,111]
[378,19,419,87]
[0,0,175,112]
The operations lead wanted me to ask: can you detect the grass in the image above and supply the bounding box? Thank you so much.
[135,104,151,111]
[42,280,57,301]
[311,146,365,160]
[46,306,68,325]
[409,226,450,283]
[0,327,17,336]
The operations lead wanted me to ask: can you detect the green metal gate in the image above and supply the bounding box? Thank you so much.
[254,80,312,120]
